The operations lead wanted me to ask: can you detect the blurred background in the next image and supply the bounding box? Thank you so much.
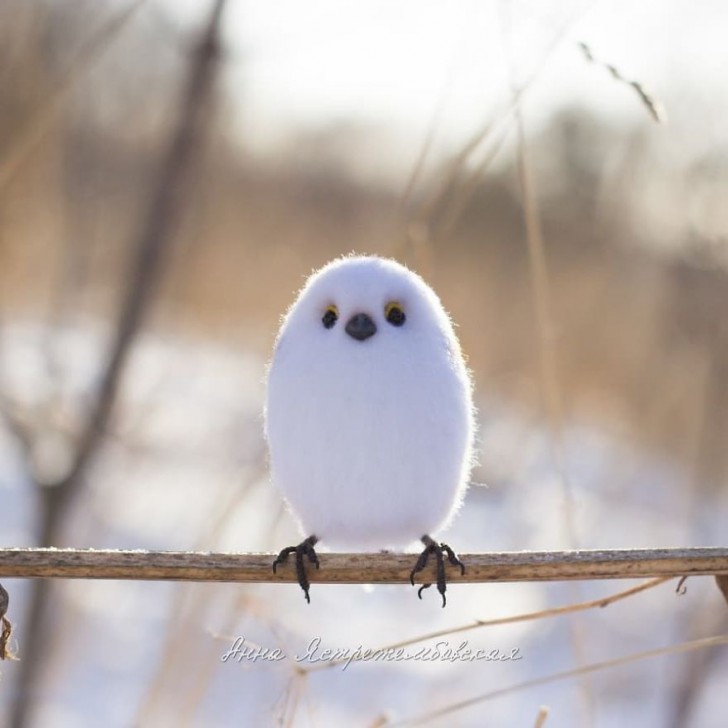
[1,0,727,726]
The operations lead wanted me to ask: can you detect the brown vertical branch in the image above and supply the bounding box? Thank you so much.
[0,582,14,660]
[53,0,226,513]
[513,109,576,538]
[10,3,227,726]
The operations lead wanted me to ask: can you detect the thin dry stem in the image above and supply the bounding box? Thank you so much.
[508,9,592,721]
[136,468,265,723]
[579,42,665,123]
[307,576,671,672]
[304,576,672,672]
[407,4,591,245]
[0,582,15,661]
[534,706,550,728]
[385,634,728,727]
[514,99,576,542]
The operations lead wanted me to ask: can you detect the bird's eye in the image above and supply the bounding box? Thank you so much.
[322,304,339,329]
[385,301,406,326]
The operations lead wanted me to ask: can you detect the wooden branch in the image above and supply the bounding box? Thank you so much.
[1,547,727,584]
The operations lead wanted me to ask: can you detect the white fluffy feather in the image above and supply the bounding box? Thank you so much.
[265,256,475,549]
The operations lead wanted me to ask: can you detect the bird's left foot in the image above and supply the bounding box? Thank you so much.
[409,535,465,607]
[272,535,320,604]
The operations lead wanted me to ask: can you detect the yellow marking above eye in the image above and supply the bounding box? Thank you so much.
[322,304,339,329]
[385,301,402,317]
[385,301,406,326]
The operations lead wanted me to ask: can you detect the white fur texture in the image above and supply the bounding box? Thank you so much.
[265,256,475,549]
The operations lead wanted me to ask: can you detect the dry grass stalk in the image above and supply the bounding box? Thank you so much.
[304,576,672,673]
[579,42,666,123]
[386,633,728,727]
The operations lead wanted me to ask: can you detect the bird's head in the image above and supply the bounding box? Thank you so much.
[277,255,453,353]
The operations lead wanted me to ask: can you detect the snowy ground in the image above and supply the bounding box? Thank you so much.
[1,321,726,727]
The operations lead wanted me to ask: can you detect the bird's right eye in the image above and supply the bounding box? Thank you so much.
[322,304,338,329]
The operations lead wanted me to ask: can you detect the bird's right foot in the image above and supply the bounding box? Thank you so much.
[272,535,320,603]
[409,535,465,607]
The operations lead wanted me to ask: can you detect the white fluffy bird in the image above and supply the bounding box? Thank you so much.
[266,255,475,605]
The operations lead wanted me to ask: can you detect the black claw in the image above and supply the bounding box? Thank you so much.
[409,536,463,607]
[307,547,320,570]
[409,543,432,586]
[440,542,465,576]
[272,536,320,603]
[272,546,296,574]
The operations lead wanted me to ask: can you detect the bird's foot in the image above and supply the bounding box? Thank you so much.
[272,535,320,604]
[409,535,465,607]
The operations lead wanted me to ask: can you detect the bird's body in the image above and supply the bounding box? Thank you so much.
[266,256,474,551]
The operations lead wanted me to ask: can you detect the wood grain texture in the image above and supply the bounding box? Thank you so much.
[1,547,727,584]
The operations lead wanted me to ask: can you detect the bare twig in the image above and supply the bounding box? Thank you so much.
[304,576,672,672]
[0,582,14,660]
[513,77,576,545]
[135,463,266,722]
[579,42,665,123]
[404,4,591,244]
[667,612,728,728]
[0,547,726,583]
[508,16,594,721]
[55,0,225,505]
[385,634,728,727]
[534,706,550,728]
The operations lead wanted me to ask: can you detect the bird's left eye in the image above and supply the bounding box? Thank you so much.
[322,304,338,329]
[385,301,406,326]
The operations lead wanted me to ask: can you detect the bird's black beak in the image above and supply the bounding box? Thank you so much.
[345,313,377,341]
